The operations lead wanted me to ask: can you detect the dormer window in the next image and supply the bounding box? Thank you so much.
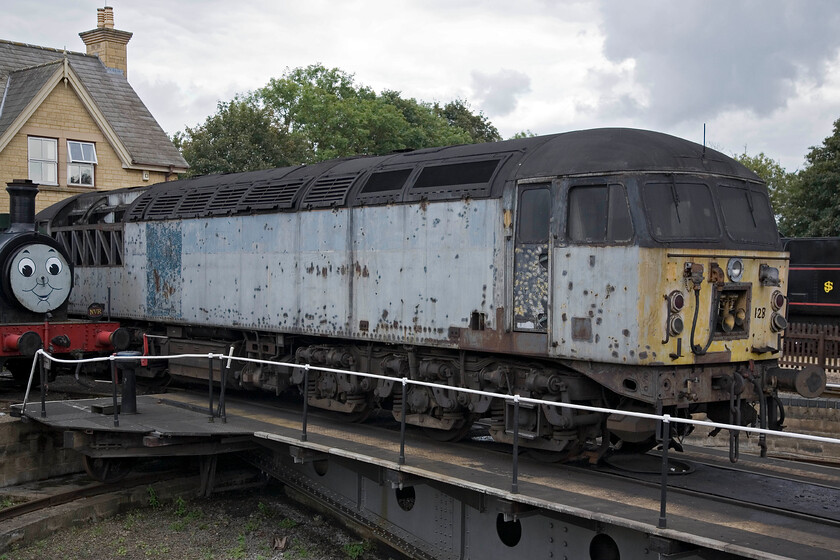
[67,141,97,187]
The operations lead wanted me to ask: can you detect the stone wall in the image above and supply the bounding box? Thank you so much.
[0,416,82,487]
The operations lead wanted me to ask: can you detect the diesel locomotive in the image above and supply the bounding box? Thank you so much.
[784,237,840,324]
[0,179,128,384]
[36,128,826,458]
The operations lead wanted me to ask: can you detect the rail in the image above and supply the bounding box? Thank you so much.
[17,349,840,531]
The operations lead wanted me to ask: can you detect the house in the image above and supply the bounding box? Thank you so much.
[0,6,188,214]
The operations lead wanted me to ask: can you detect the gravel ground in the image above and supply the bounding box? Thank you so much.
[3,481,404,560]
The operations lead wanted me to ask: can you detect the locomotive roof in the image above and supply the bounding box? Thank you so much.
[39,128,762,226]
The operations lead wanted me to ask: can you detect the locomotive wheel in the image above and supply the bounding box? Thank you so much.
[83,455,131,483]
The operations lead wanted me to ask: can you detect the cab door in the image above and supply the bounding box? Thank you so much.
[513,184,552,332]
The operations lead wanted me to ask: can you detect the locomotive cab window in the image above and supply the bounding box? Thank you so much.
[643,181,720,240]
[567,184,633,243]
[718,184,777,244]
[517,187,551,242]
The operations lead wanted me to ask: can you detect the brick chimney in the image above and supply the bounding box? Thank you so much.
[79,6,133,78]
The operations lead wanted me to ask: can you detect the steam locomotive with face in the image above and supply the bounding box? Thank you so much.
[36,129,825,458]
[0,179,128,384]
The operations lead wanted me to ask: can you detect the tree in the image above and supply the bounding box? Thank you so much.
[772,118,840,237]
[173,96,298,176]
[176,65,500,173]
[433,99,501,143]
[733,151,798,229]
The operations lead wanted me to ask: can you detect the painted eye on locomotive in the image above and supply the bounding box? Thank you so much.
[6,243,72,312]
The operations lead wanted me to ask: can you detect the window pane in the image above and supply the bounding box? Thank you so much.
[644,182,719,240]
[69,164,80,185]
[719,185,777,243]
[28,137,42,159]
[608,184,634,241]
[29,161,42,182]
[568,186,608,242]
[80,164,93,185]
[518,188,551,243]
[45,139,56,160]
[45,162,56,183]
[82,143,96,163]
[69,142,83,162]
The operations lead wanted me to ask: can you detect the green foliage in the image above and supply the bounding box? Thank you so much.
[509,129,538,139]
[278,517,299,529]
[176,64,500,174]
[781,118,840,237]
[342,541,371,559]
[147,486,160,508]
[736,118,840,237]
[174,95,295,176]
[733,151,799,227]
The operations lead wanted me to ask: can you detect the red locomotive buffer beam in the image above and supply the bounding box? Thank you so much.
[0,322,129,357]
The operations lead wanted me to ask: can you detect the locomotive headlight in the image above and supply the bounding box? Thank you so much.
[667,290,685,313]
[771,312,788,332]
[667,314,684,336]
[726,258,744,282]
[771,290,785,311]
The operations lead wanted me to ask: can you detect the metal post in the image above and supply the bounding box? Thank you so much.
[219,356,227,423]
[301,365,309,442]
[511,395,520,494]
[39,355,47,418]
[110,357,119,427]
[399,378,408,465]
[208,356,214,422]
[657,401,669,529]
[118,351,140,414]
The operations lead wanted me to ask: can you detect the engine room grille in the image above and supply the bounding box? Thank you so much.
[206,184,251,215]
[302,174,359,208]
[240,178,308,211]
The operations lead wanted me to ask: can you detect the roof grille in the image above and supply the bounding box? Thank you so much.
[176,189,214,216]
[240,178,308,211]
[143,192,183,220]
[206,184,251,215]
[126,192,155,221]
[302,174,359,207]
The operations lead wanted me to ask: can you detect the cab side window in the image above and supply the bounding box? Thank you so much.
[567,184,633,243]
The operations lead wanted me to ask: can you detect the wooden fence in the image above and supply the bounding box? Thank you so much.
[780,322,840,376]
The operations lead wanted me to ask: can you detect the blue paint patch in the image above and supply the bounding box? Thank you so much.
[146,222,182,318]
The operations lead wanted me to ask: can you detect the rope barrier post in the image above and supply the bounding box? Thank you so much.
[399,378,408,465]
[110,355,119,427]
[657,402,669,529]
[39,354,47,418]
[301,365,310,442]
[220,349,233,423]
[207,355,215,423]
[511,395,520,494]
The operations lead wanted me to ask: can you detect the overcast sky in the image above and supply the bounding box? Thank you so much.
[6,0,840,171]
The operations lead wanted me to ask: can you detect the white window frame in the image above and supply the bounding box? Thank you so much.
[67,140,97,187]
[28,137,58,185]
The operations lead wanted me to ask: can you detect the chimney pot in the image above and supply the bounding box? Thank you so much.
[103,6,114,28]
[97,7,105,28]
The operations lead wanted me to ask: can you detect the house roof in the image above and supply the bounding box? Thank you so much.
[0,40,187,171]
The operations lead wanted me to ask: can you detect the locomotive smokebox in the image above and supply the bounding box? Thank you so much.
[6,179,39,233]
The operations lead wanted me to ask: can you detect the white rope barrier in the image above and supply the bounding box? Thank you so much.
[21,348,840,447]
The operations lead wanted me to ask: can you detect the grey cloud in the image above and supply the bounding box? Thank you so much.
[597,0,840,126]
[470,69,532,116]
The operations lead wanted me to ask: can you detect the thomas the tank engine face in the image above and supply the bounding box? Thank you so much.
[7,243,71,312]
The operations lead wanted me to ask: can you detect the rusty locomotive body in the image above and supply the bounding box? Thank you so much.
[37,129,825,457]
[0,180,127,384]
